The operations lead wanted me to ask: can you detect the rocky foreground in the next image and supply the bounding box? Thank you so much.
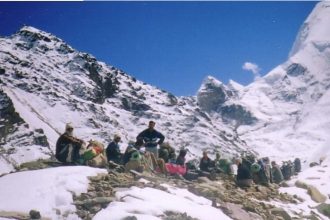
[0,160,329,220]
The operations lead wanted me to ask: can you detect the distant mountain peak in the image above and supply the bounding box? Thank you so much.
[17,26,57,41]
[290,1,330,57]
[19,26,45,34]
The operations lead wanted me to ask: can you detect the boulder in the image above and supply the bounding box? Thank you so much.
[197,177,211,184]
[309,162,319,167]
[29,209,41,219]
[221,202,263,220]
[295,180,309,190]
[307,185,327,203]
[270,208,291,220]
[0,211,29,219]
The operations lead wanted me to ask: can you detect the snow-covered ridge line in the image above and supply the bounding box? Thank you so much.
[0,24,248,175]
[1,2,330,174]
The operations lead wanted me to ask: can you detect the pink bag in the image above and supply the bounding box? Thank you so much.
[165,163,187,175]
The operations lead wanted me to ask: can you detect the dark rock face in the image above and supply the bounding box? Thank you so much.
[33,135,49,147]
[19,29,52,43]
[56,43,74,54]
[167,93,178,106]
[0,90,24,142]
[197,84,228,112]
[103,75,118,98]
[0,90,50,149]
[82,54,119,104]
[220,104,257,125]
[286,63,307,77]
[121,97,151,112]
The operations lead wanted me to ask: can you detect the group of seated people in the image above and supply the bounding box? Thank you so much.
[55,122,301,188]
[234,155,301,188]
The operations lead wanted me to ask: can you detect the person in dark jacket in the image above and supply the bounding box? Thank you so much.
[176,148,187,166]
[106,134,122,164]
[235,158,253,188]
[253,159,270,186]
[199,151,213,172]
[136,121,165,159]
[271,161,284,184]
[56,123,84,164]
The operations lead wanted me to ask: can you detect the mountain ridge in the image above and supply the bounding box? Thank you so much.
[1,2,330,174]
[0,25,249,175]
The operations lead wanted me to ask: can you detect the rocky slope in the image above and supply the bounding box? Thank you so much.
[0,26,248,174]
[1,2,330,173]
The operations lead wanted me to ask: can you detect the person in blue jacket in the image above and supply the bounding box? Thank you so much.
[136,121,165,159]
[106,134,122,164]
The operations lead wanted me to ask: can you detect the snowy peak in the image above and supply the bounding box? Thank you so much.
[197,76,256,127]
[0,27,252,174]
[232,2,330,162]
[197,75,230,112]
[290,1,330,56]
[17,26,65,45]
[198,75,224,91]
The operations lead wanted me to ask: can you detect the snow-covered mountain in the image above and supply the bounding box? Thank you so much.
[195,1,330,164]
[0,27,248,174]
[1,2,330,175]
[1,2,330,220]
[236,1,330,163]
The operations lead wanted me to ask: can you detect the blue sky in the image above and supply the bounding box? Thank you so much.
[0,2,317,96]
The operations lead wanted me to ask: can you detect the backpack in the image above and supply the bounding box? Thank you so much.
[186,159,199,170]
[159,148,170,162]
[251,162,261,173]
[82,141,104,161]
[130,151,142,161]
[242,154,255,172]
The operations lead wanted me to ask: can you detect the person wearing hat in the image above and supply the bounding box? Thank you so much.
[55,123,85,164]
[106,134,122,164]
[136,121,165,159]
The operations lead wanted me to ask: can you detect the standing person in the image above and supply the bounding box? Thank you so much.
[136,121,165,159]
[106,134,122,164]
[271,161,284,184]
[56,123,85,164]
